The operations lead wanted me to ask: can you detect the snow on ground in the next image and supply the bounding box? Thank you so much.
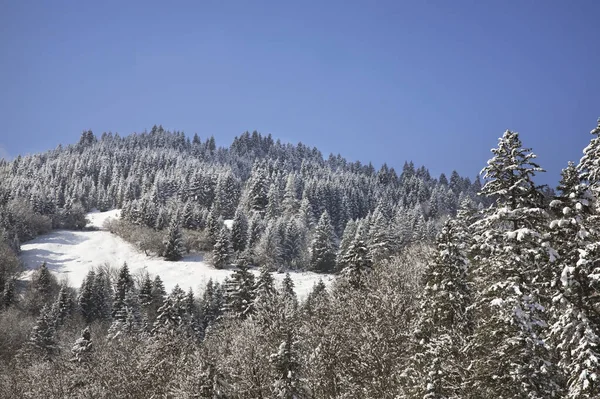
[20,210,333,299]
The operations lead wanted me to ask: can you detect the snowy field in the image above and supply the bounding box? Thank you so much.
[20,210,333,299]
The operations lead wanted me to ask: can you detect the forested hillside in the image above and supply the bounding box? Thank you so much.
[0,120,598,398]
[0,126,480,273]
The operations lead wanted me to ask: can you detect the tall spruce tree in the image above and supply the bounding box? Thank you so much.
[309,211,337,273]
[467,130,558,398]
[548,121,600,398]
[164,220,184,261]
[405,213,473,398]
[212,226,232,269]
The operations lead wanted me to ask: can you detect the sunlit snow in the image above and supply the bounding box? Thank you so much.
[19,210,333,298]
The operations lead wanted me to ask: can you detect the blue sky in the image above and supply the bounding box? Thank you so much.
[1,0,598,186]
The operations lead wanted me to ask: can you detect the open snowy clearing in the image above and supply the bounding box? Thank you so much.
[19,210,334,299]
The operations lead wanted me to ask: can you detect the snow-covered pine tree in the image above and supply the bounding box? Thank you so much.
[282,217,307,270]
[163,220,184,261]
[270,330,305,399]
[336,219,357,272]
[52,283,74,328]
[92,269,112,321]
[28,304,58,360]
[548,121,600,398]
[2,276,16,309]
[404,213,472,398]
[467,130,558,398]
[112,262,135,319]
[78,270,96,324]
[212,225,232,269]
[340,220,373,289]
[231,208,249,254]
[367,207,393,265]
[309,211,337,273]
[153,284,194,337]
[222,264,256,320]
[71,326,93,363]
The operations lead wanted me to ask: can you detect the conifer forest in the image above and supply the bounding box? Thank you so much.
[0,120,599,398]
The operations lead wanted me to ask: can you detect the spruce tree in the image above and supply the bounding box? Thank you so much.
[336,219,357,272]
[112,262,134,319]
[28,304,58,360]
[548,123,600,398]
[78,270,96,324]
[212,226,232,269]
[270,330,305,399]
[52,283,74,328]
[405,215,472,398]
[309,211,337,273]
[164,220,184,261]
[467,130,557,398]
[2,276,16,309]
[223,264,256,319]
[71,326,93,363]
[340,221,372,289]
[231,208,249,254]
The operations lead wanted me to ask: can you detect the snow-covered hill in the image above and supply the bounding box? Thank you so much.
[19,210,333,298]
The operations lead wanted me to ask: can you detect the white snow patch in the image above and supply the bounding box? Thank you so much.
[20,210,333,299]
[86,209,121,229]
[223,219,234,230]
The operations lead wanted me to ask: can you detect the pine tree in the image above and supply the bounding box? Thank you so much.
[201,279,223,331]
[92,269,112,321]
[2,276,16,309]
[164,220,184,261]
[153,285,194,337]
[78,270,96,324]
[467,130,557,398]
[231,208,249,254]
[336,219,357,272]
[212,226,232,269]
[109,290,142,338]
[52,283,74,328]
[309,211,337,273]
[112,262,135,319]
[223,264,256,319]
[282,218,307,269]
[280,273,298,311]
[405,215,472,398]
[270,330,305,399]
[249,167,269,214]
[548,125,600,397]
[340,221,372,289]
[367,208,393,265]
[28,304,58,360]
[71,326,93,363]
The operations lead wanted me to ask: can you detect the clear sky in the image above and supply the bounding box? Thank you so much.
[1,0,598,186]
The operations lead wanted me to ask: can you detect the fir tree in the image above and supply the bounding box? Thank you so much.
[231,208,249,254]
[467,130,557,398]
[78,270,96,324]
[2,276,16,309]
[153,285,194,337]
[340,221,373,289]
[405,216,472,398]
[270,330,305,399]
[164,220,184,261]
[28,304,58,360]
[112,262,135,319]
[549,129,600,397]
[52,283,74,328]
[309,211,337,273]
[71,326,93,363]
[212,226,232,269]
[336,219,357,272]
[223,264,256,319]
